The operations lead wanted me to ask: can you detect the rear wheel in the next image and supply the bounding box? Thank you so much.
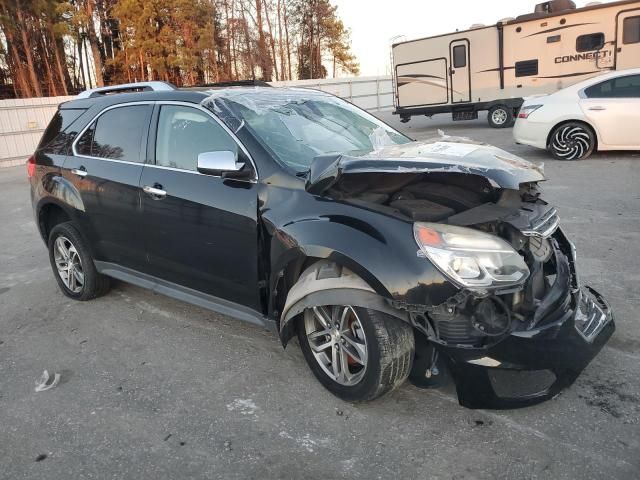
[48,222,110,300]
[488,105,514,128]
[548,122,595,160]
[298,305,414,402]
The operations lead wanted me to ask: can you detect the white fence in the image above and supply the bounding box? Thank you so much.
[0,76,393,168]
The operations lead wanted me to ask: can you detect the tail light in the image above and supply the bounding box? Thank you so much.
[27,154,36,179]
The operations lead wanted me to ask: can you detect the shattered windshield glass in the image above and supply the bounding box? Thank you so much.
[201,88,411,171]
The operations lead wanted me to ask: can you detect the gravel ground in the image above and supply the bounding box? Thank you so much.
[1,112,639,479]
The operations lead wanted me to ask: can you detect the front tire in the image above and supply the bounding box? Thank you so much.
[548,122,595,160]
[48,222,110,300]
[488,105,514,128]
[298,305,414,402]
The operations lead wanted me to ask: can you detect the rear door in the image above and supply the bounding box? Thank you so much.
[616,10,640,70]
[63,102,152,271]
[580,73,640,148]
[449,39,471,103]
[138,102,261,310]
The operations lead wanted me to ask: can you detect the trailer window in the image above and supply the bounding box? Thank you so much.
[623,16,640,44]
[453,45,466,68]
[547,35,561,43]
[515,60,539,77]
[576,33,604,52]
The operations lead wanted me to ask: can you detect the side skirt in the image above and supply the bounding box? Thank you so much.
[95,261,276,332]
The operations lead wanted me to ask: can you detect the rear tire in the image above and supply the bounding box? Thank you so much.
[48,222,110,301]
[298,306,414,402]
[488,105,514,128]
[548,122,595,160]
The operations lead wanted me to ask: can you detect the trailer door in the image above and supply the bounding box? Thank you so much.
[449,40,471,103]
[616,10,640,70]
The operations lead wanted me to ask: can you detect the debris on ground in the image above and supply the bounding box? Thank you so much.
[34,370,60,392]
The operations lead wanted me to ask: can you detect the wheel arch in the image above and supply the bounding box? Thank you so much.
[273,256,409,346]
[37,201,73,243]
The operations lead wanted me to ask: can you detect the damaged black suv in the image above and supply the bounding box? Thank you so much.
[29,81,614,409]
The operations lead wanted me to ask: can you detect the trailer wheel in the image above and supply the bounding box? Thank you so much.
[488,105,514,128]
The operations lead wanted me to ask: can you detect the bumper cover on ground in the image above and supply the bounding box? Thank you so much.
[440,286,614,409]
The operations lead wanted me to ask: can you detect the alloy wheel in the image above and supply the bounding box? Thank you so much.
[491,108,508,126]
[53,236,84,293]
[304,305,368,386]
[551,125,591,160]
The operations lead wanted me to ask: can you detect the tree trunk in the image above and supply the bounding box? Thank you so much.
[264,0,278,81]
[241,7,255,79]
[86,0,105,86]
[16,5,42,96]
[277,0,286,80]
[2,22,32,98]
[77,35,87,90]
[40,32,59,96]
[255,0,271,81]
[283,0,292,80]
[50,24,69,95]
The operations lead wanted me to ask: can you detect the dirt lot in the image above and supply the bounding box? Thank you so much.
[1,112,639,479]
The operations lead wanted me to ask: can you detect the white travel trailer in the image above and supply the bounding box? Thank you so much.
[391,0,640,127]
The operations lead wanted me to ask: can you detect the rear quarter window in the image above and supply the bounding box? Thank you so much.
[39,108,86,154]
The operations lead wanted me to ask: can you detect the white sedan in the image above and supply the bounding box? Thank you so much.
[513,68,640,160]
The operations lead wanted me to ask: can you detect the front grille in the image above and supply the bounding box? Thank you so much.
[575,288,611,342]
[522,207,559,238]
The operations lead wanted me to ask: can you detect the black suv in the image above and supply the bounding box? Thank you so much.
[29,81,614,408]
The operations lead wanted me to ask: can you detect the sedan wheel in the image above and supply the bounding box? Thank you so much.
[298,304,414,402]
[549,123,595,160]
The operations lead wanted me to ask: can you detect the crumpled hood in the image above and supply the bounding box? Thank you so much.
[306,138,545,194]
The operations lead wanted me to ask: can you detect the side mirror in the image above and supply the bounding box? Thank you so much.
[197,151,244,175]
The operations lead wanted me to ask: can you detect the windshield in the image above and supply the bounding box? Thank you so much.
[201,88,411,172]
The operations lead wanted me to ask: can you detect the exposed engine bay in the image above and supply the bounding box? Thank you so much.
[327,171,578,348]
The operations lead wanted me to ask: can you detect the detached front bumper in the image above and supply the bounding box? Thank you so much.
[439,286,614,409]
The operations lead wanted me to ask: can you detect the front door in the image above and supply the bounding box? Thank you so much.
[616,10,640,70]
[138,103,261,310]
[449,39,471,103]
[63,103,152,272]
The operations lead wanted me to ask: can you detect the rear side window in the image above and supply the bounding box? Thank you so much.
[155,105,238,171]
[39,108,85,154]
[515,59,539,77]
[623,16,640,44]
[76,105,150,162]
[576,33,604,52]
[452,45,466,68]
[584,75,640,98]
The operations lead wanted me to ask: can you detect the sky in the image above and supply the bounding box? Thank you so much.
[329,0,616,76]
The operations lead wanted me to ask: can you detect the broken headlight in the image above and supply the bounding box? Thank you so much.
[414,223,529,290]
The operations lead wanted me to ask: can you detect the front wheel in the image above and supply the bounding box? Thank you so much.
[488,105,514,128]
[548,122,595,160]
[298,305,414,402]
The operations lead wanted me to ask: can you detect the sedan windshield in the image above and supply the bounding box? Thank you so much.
[201,88,411,171]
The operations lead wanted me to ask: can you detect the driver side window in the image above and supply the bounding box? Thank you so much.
[155,105,238,171]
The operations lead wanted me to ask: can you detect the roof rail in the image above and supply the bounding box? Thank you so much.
[189,80,273,89]
[76,81,177,99]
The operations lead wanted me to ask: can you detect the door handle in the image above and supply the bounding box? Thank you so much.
[142,184,167,198]
[588,106,606,111]
[71,167,87,177]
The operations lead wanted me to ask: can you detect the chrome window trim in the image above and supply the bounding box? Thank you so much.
[153,100,258,181]
[70,99,258,182]
[71,101,155,164]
